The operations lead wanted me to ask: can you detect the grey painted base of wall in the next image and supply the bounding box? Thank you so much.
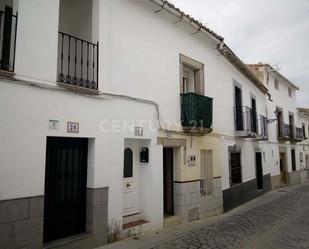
[0,196,44,249]
[289,171,301,185]
[300,170,309,184]
[174,177,223,222]
[271,171,305,190]
[223,174,271,212]
[0,188,108,249]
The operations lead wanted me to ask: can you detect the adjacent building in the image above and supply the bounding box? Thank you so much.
[248,64,307,188]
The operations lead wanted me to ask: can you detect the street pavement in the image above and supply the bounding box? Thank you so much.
[99,183,309,249]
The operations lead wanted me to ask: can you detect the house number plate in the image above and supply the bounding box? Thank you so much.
[67,122,79,133]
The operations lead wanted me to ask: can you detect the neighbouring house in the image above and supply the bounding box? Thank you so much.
[296,108,309,183]
[0,1,307,249]
[248,63,307,189]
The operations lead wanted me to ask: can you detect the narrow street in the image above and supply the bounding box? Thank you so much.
[101,183,309,249]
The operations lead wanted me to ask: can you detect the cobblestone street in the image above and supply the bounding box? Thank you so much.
[101,183,309,249]
[151,184,309,249]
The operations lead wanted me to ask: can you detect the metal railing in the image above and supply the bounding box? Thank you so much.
[57,32,99,90]
[296,127,304,141]
[258,115,268,138]
[234,106,258,134]
[181,92,213,129]
[0,9,18,72]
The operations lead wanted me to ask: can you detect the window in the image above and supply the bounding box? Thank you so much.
[180,54,204,95]
[300,152,303,163]
[302,123,306,138]
[123,148,133,178]
[229,150,242,186]
[274,79,279,89]
[288,87,292,97]
[182,67,195,93]
[291,149,296,171]
[200,150,213,196]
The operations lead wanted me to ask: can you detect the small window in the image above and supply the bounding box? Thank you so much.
[230,151,242,186]
[274,79,279,89]
[200,150,213,196]
[124,148,133,178]
[288,87,292,97]
[180,54,204,95]
[300,152,303,163]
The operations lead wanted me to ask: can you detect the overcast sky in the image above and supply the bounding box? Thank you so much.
[170,0,309,107]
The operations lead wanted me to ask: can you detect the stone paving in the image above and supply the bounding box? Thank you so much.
[100,184,309,249]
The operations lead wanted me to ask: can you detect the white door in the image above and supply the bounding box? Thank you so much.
[123,143,140,216]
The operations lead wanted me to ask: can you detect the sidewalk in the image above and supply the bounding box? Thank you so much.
[97,183,308,249]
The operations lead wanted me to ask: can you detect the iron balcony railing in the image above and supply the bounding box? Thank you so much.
[0,9,18,72]
[57,31,99,90]
[258,115,268,138]
[181,93,213,130]
[278,123,294,140]
[234,106,258,134]
[296,127,304,141]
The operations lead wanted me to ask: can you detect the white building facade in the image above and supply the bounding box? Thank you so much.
[248,64,308,189]
[1,1,306,249]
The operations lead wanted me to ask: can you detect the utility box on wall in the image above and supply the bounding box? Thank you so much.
[140,147,149,163]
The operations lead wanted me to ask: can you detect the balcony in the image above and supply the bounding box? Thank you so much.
[0,8,18,75]
[57,32,99,92]
[234,106,260,138]
[257,115,268,140]
[295,127,304,142]
[181,93,213,134]
[278,123,304,142]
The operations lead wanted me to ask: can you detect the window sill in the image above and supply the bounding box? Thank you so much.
[0,69,15,78]
[58,82,100,95]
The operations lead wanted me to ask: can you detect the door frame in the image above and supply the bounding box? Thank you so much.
[122,142,141,216]
[43,137,88,243]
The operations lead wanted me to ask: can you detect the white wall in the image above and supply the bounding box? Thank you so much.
[14,0,59,84]
[0,80,163,231]
[97,0,267,137]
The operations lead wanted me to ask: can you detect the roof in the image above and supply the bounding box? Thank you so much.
[298,108,309,116]
[149,0,270,96]
[217,45,270,96]
[151,0,224,42]
[247,63,300,90]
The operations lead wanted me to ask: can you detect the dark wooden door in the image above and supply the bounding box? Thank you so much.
[44,137,88,243]
[1,6,13,71]
[235,86,243,131]
[255,152,263,190]
[163,148,174,215]
[291,149,296,171]
[251,98,257,133]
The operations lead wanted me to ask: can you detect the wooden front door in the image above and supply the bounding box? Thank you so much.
[44,137,88,243]
[163,148,174,215]
[123,143,140,216]
[280,153,287,184]
[255,152,263,190]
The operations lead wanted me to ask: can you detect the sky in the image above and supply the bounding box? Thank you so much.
[170,0,309,107]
